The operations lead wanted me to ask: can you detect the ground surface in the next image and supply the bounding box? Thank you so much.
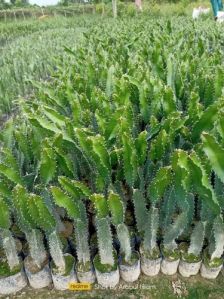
[1,271,224,299]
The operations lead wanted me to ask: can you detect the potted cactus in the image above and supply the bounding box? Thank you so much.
[51,179,95,284]
[13,185,52,289]
[138,166,172,277]
[108,190,140,282]
[14,185,76,291]
[161,211,189,275]
[140,206,161,276]
[200,216,224,279]
[178,221,205,277]
[0,197,27,295]
[49,231,76,290]
[91,194,119,288]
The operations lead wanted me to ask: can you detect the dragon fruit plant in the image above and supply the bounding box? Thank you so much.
[51,176,92,273]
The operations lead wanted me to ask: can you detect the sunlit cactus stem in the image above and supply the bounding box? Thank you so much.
[0,197,20,271]
[1,229,20,271]
[48,230,66,273]
[108,191,132,263]
[91,193,115,266]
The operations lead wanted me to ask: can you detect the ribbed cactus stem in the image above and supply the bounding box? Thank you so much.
[210,216,224,260]
[117,223,132,262]
[48,230,65,273]
[1,229,20,270]
[75,219,91,264]
[143,207,159,253]
[163,212,188,251]
[96,217,114,266]
[188,221,206,257]
[26,229,47,267]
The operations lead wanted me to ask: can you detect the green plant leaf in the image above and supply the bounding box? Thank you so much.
[108,191,124,225]
[40,147,56,184]
[90,194,109,218]
[201,132,224,184]
[51,186,81,219]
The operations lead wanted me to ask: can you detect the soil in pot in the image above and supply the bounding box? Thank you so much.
[119,251,140,282]
[161,247,180,276]
[140,246,161,277]
[200,252,223,279]
[178,242,201,277]
[24,255,52,289]
[51,253,77,290]
[0,257,27,295]
[76,260,95,283]
[93,253,119,288]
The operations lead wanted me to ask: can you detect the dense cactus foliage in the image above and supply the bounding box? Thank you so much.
[0,16,224,277]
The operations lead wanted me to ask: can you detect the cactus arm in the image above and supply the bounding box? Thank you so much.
[42,105,67,127]
[149,129,168,163]
[143,207,159,253]
[189,151,220,215]
[0,197,11,229]
[106,65,115,98]
[0,163,22,185]
[58,176,91,198]
[188,221,206,257]
[48,231,65,273]
[163,212,189,251]
[132,189,148,233]
[135,130,147,166]
[51,186,81,219]
[89,135,111,175]
[0,198,20,270]
[25,229,47,267]
[90,194,114,266]
[147,166,172,203]
[39,147,57,185]
[161,187,176,229]
[108,191,132,262]
[90,194,109,218]
[74,219,91,264]
[122,132,137,187]
[201,132,224,184]
[95,217,114,266]
[108,191,124,226]
[12,185,34,231]
[1,229,20,270]
[117,223,132,262]
[191,102,219,142]
[29,193,56,233]
[209,216,224,260]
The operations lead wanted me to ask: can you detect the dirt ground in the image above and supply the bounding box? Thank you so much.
[1,271,224,299]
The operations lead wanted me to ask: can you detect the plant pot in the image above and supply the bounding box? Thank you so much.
[178,259,201,278]
[119,253,140,282]
[141,255,161,277]
[140,245,161,276]
[93,255,119,288]
[0,268,27,295]
[161,258,180,275]
[51,254,77,290]
[24,255,52,289]
[200,263,223,279]
[95,267,119,288]
[76,262,95,283]
[77,269,95,283]
[52,269,77,290]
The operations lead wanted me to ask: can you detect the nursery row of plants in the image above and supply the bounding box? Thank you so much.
[0,16,91,117]
[0,16,224,294]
